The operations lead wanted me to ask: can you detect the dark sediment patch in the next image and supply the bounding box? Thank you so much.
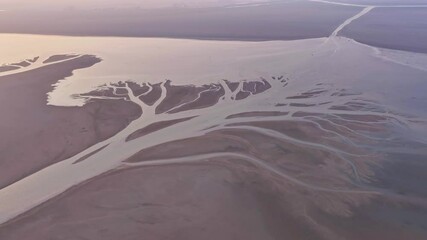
[126,116,195,142]
[155,81,208,114]
[331,89,361,97]
[287,89,328,99]
[115,88,128,95]
[0,58,40,73]
[226,111,288,119]
[243,82,256,93]
[12,61,30,67]
[290,103,317,107]
[329,101,383,112]
[336,114,387,122]
[139,83,162,105]
[27,57,39,63]
[292,111,328,118]
[225,80,239,92]
[43,54,79,64]
[0,65,20,73]
[235,91,251,100]
[254,79,272,93]
[243,82,258,94]
[78,85,129,101]
[168,86,224,113]
[126,82,149,96]
[287,95,311,100]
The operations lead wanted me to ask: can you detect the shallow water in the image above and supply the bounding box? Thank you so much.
[0,34,324,106]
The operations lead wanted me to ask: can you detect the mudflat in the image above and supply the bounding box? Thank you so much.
[341,7,427,53]
[0,56,140,188]
[0,1,427,239]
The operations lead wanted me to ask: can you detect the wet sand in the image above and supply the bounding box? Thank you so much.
[43,54,79,63]
[0,16,426,237]
[1,118,425,239]
[0,56,140,188]
[0,58,37,72]
[0,59,426,239]
[0,65,19,72]
[126,117,195,142]
[0,163,320,240]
